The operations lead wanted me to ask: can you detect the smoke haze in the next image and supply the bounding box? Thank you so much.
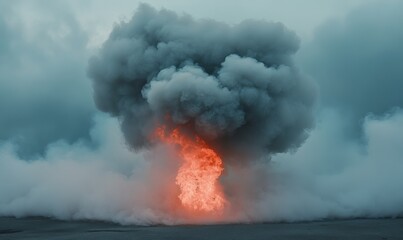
[0,0,95,158]
[299,0,403,133]
[0,0,402,225]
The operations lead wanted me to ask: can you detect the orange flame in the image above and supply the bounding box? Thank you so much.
[156,127,226,212]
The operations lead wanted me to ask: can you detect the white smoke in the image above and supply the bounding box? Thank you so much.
[1,110,402,224]
[0,115,182,225]
[252,109,403,221]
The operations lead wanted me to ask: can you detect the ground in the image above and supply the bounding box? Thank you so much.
[0,217,402,240]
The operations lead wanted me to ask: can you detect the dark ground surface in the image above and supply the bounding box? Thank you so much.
[0,217,402,240]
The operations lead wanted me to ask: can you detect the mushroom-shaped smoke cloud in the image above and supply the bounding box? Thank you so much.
[88,4,316,161]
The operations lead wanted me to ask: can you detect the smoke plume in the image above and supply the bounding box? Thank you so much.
[1,0,402,226]
[88,4,316,160]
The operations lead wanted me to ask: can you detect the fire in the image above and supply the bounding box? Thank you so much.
[155,127,226,212]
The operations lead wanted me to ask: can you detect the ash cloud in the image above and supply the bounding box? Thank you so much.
[88,4,316,160]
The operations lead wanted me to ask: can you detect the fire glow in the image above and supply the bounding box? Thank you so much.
[155,127,226,213]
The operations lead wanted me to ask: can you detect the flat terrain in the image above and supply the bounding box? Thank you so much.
[0,217,402,240]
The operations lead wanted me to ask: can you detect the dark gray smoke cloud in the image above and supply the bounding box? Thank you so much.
[88,4,316,160]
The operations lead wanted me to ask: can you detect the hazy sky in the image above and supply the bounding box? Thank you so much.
[69,0,370,46]
[3,0,371,48]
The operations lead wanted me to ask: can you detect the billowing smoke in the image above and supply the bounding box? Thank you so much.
[1,0,403,226]
[88,4,316,160]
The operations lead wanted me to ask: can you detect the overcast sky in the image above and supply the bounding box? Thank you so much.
[68,0,370,46]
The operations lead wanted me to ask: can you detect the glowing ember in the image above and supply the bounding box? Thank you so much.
[156,127,226,212]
